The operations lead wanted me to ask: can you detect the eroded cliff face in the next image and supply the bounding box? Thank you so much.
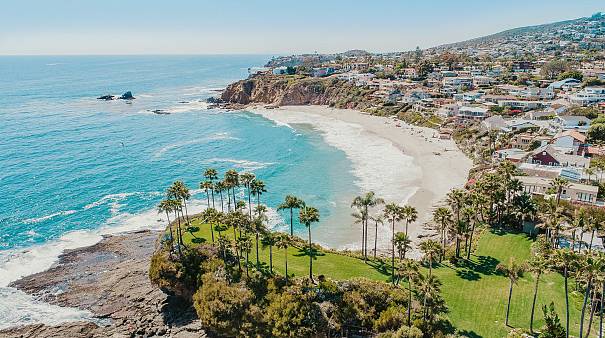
[221,75,376,109]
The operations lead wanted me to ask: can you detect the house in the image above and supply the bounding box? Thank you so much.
[552,130,586,153]
[272,66,289,75]
[453,91,483,102]
[436,104,459,118]
[552,116,591,133]
[548,78,582,90]
[493,148,528,162]
[473,76,494,87]
[516,176,599,205]
[498,100,543,111]
[505,119,541,132]
[312,67,335,77]
[481,115,507,131]
[528,144,590,168]
[568,87,605,106]
[456,106,489,121]
[443,77,473,88]
[510,133,550,150]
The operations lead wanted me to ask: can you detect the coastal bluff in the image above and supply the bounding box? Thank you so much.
[221,74,377,109]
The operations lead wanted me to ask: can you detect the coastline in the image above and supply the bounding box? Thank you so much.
[248,105,473,255]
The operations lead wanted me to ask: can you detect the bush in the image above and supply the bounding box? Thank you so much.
[374,306,407,332]
[193,274,255,337]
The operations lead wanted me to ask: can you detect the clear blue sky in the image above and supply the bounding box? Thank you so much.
[0,0,602,55]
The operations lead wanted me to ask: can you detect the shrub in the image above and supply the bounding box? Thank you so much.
[374,306,407,332]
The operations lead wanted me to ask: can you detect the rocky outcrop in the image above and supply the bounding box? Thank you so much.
[221,75,378,110]
[119,91,135,100]
[1,231,205,338]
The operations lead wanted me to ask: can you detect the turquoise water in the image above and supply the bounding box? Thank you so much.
[0,55,359,312]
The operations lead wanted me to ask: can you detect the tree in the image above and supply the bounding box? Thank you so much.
[588,124,605,143]
[277,195,305,236]
[239,172,256,219]
[250,180,267,214]
[224,169,240,211]
[433,207,452,262]
[168,180,191,235]
[351,192,384,259]
[398,259,420,326]
[550,178,570,206]
[447,189,467,257]
[528,255,550,333]
[158,199,176,253]
[237,235,253,278]
[540,302,566,338]
[200,180,214,209]
[299,206,320,282]
[261,231,277,274]
[497,257,525,327]
[275,233,291,284]
[203,168,218,208]
[252,206,268,267]
[557,70,583,81]
[401,205,418,237]
[384,203,404,285]
[370,214,384,258]
[394,232,412,260]
[419,240,441,278]
[541,60,569,80]
[214,181,227,212]
[552,249,577,338]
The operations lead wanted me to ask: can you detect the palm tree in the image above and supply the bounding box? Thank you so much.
[237,235,253,278]
[351,209,367,257]
[200,180,214,209]
[261,231,278,274]
[398,259,420,326]
[433,207,452,262]
[224,169,239,211]
[417,273,443,323]
[497,257,525,327]
[394,232,412,260]
[250,180,267,214]
[550,177,570,206]
[527,255,550,333]
[401,205,418,237]
[553,249,577,338]
[299,205,320,282]
[169,180,191,227]
[275,233,292,284]
[203,168,218,208]
[239,172,256,218]
[351,192,384,258]
[447,189,467,255]
[384,203,403,285]
[201,208,219,244]
[253,205,268,267]
[370,214,384,258]
[277,195,305,236]
[585,167,595,184]
[214,180,226,212]
[578,252,603,338]
[158,199,175,253]
[419,240,441,278]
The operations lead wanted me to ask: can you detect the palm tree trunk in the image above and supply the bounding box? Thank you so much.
[174,210,183,257]
[407,277,413,326]
[586,287,598,338]
[182,198,190,226]
[530,273,541,333]
[211,189,215,209]
[467,223,476,260]
[285,246,289,284]
[565,267,570,338]
[308,225,313,282]
[374,221,378,259]
[245,250,249,278]
[210,220,215,243]
[269,245,273,273]
[255,232,260,267]
[247,186,252,219]
[165,211,174,253]
[580,278,593,338]
[227,189,232,211]
[505,281,513,326]
[219,191,224,212]
[205,190,210,209]
[590,230,595,252]
[599,282,605,338]
[392,219,395,286]
[289,208,294,235]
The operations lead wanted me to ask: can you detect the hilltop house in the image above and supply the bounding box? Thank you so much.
[568,87,605,106]
[552,130,586,153]
[551,116,591,133]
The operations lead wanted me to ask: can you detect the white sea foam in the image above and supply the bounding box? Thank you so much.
[22,210,78,224]
[203,158,274,171]
[165,100,209,113]
[153,133,238,159]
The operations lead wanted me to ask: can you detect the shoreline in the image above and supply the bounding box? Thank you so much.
[248,105,473,255]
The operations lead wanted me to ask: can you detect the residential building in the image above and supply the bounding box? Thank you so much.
[516,176,598,205]
[527,144,590,168]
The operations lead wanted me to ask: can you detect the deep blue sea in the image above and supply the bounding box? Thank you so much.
[0,55,359,327]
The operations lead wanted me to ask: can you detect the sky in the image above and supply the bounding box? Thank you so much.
[0,0,603,55]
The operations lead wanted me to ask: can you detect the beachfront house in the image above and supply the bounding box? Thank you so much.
[456,106,488,121]
[527,144,590,168]
[516,176,599,205]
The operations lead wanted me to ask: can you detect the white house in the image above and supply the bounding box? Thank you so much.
[457,106,489,120]
[568,87,605,106]
[552,116,591,133]
[552,130,586,153]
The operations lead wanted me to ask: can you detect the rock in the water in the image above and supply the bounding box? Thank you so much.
[119,91,135,100]
[97,94,115,100]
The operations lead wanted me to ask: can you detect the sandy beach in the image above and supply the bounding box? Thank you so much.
[249,105,473,256]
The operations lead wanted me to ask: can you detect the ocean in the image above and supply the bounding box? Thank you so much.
[0,55,361,328]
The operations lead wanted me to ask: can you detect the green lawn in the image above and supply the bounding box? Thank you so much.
[177,219,595,338]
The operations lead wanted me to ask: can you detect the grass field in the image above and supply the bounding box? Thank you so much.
[176,218,595,337]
